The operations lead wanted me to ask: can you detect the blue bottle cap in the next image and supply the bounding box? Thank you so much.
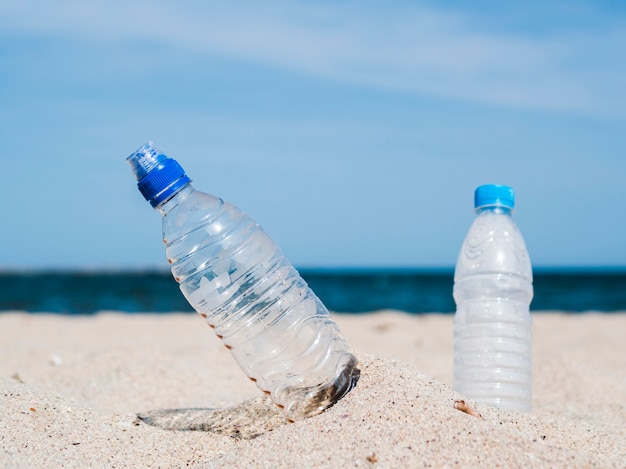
[474,184,515,209]
[127,142,191,208]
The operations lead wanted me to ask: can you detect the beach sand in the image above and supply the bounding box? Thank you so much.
[1,311,624,468]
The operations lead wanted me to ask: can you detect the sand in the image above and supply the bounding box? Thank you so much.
[1,311,624,468]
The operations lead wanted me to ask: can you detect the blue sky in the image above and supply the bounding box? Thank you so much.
[1,1,625,270]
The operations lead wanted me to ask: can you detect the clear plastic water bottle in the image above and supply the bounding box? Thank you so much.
[453,184,533,413]
[126,142,360,421]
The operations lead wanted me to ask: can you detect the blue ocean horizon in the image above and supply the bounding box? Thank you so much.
[1,267,625,315]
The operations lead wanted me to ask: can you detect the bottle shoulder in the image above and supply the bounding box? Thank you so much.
[161,189,244,240]
[455,210,532,279]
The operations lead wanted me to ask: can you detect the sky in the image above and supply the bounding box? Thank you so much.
[1,0,625,270]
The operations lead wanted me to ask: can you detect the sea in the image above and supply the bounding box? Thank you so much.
[1,268,625,315]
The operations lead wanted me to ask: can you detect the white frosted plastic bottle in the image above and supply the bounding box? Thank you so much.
[453,184,533,413]
[127,142,359,421]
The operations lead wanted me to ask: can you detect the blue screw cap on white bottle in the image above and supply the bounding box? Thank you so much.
[474,184,515,210]
[127,143,191,208]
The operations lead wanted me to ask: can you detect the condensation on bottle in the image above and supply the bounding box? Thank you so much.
[453,184,533,413]
[126,142,360,421]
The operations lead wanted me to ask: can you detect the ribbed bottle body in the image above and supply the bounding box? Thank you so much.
[453,208,533,412]
[162,188,359,421]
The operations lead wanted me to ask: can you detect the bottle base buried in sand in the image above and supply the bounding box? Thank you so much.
[272,354,361,421]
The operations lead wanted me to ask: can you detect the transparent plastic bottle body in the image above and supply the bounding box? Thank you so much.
[453,203,533,413]
[159,185,359,421]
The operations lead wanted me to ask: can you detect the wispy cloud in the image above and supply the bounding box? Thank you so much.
[2,0,625,115]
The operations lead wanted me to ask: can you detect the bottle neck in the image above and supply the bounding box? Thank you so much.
[157,184,194,215]
[475,205,513,215]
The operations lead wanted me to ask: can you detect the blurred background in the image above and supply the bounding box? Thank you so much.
[1,1,625,312]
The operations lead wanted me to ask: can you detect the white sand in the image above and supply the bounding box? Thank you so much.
[1,311,624,468]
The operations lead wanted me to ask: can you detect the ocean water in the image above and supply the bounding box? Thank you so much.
[1,268,625,315]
